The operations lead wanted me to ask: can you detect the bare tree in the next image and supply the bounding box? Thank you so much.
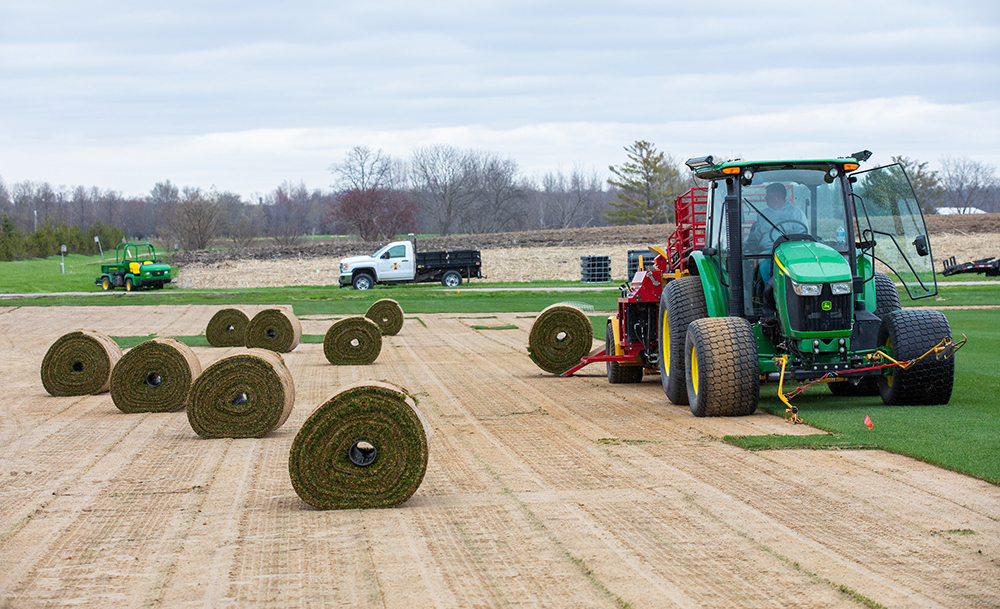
[939,156,999,214]
[460,152,527,234]
[410,144,478,235]
[227,203,263,249]
[265,181,310,246]
[539,166,604,229]
[331,146,396,191]
[159,187,223,251]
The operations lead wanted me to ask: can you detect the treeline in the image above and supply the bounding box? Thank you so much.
[2,143,997,262]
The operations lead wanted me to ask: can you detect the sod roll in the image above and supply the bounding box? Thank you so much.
[365,298,404,336]
[206,308,249,347]
[187,348,295,438]
[289,381,429,510]
[245,308,302,353]
[41,330,123,396]
[324,316,382,365]
[527,303,594,374]
[110,337,202,413]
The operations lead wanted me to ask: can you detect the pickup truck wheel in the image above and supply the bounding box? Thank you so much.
[100,277,113,291]
[125,278,134,292]
[441,270,462,288]
[352,273,375,290]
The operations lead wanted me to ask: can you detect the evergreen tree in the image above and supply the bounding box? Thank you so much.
[603,141,680,225]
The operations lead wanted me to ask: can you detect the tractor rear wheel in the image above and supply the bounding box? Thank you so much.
[658,276,707,405]
[873,272,901,318]
[685,317,759,417]
[878,310,955,405]
[606,321,643,384]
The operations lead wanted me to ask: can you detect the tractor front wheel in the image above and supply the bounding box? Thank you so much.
[878,310,955,405]
[685,317,759,417]
[100,277,113,291]
[658,276,707,405]
[606,321,643,384]
[125,278,134,292]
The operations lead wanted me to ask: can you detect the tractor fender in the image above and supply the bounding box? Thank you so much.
[686,250,727,317]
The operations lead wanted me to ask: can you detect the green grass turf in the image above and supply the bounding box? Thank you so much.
[725,309,1000,485]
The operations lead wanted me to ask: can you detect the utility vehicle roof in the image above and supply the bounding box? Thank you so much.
[685,152,870,180]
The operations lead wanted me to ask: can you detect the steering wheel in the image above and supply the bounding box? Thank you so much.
[768,218,809,242]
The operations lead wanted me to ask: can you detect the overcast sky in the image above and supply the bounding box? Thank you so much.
[1,0,998,200]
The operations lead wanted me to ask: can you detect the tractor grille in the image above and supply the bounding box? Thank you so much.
[785,279,852,333]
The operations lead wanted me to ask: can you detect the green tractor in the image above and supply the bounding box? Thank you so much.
[659,151,957,418]
[96,242,172,291]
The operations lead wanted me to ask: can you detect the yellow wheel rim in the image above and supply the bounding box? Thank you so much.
[102,278,110,290]
[662,308,670,371]
[690,345,699,395]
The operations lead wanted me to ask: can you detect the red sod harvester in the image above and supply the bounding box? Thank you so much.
[562,188,708,380]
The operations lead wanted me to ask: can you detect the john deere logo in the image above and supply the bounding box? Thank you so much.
[821,301,832,311]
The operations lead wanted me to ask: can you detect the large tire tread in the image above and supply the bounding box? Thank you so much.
[685,317,759,417]
[873,272,902,319]
[659,276,707,405]
[878,310,955,405]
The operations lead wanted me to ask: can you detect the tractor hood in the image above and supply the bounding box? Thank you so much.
[773,241,851,284]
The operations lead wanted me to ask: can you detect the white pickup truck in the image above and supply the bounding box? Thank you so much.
[338,240,483,290]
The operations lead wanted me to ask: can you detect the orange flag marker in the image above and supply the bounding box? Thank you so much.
[864,414,874,430]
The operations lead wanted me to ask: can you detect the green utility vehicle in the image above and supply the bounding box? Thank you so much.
[96,243,172,291]
[659,151,957,417]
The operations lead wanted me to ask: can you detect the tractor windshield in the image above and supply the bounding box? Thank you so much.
[740,167,850,256]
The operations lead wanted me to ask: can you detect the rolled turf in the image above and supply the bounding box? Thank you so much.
[527,303,594,374]
[288,381,429,510]
[323,316,382,365]
[206,308,249,347]
[110,337,202,413]
[187,348,295,438]
[41,330,123,396]
[245,308,302,353]
[365,298,404,336]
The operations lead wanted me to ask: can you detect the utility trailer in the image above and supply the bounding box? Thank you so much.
[557,151,962,417]
[942,256,1000,277]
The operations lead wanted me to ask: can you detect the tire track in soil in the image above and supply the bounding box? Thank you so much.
[378,316,854,607]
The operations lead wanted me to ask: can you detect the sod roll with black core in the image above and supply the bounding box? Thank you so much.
[527,303,594,374]
[109,337,202,413]
[365,298,404,336]
[41,330,123,396]
[245,308,302,353]
[187,348,295,438]
[323,316,382,365]
[206,308,249,347]
[289,381,430,510]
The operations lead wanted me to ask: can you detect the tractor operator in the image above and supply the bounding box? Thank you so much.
[744,182,808,283]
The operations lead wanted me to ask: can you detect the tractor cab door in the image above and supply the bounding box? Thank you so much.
[850,164,937,299]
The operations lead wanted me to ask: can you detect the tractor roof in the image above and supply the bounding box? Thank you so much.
[684,151,871,180]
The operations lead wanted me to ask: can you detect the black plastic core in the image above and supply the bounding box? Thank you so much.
[72,361,84,372]
[146,372,162,387]
[349,440,377,467]
[226,325,235,333]
[266,328,277,339]
[230,392,249,406]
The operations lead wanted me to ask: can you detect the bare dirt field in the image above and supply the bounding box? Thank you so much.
[2,305,998,608]
[173,216,1000,288]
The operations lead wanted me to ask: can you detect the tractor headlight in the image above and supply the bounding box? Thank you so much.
[791,281,822,297]
[830,281,851,295]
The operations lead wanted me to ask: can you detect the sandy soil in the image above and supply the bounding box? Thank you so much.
[2,305,998,608]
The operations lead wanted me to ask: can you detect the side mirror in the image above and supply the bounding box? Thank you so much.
[913,234,929,257]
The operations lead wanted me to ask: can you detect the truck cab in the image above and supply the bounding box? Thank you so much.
[339,240,416,289]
